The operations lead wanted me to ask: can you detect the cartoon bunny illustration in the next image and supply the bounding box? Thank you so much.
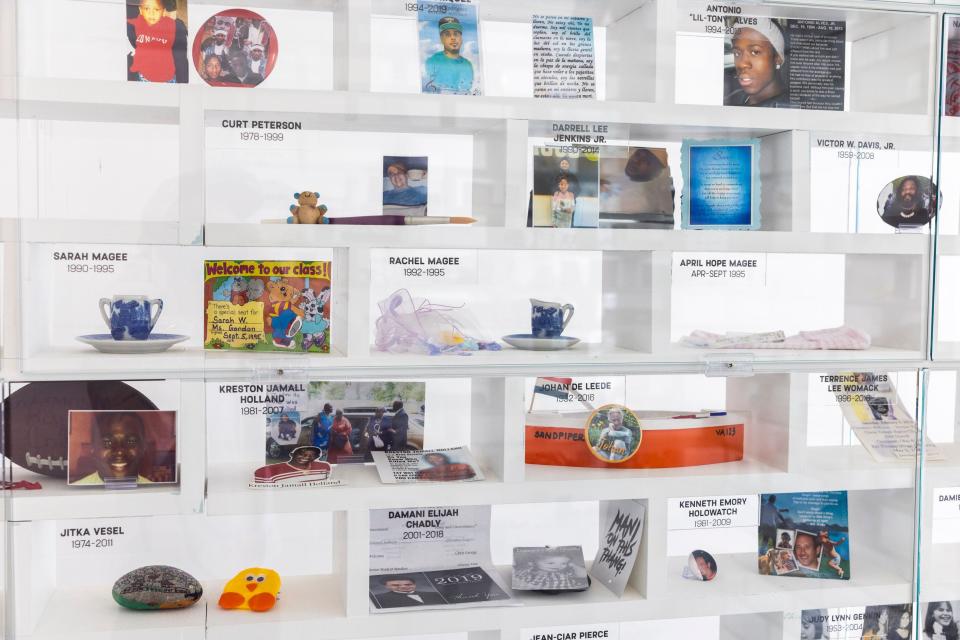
[299,286,330,351]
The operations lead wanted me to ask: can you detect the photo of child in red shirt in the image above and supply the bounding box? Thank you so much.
[126,0,188,83]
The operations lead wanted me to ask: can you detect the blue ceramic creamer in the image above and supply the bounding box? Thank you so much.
[99,296,163,340]
[530,299,574,338]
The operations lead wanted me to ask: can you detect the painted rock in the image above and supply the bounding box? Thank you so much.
[112,565,202,610]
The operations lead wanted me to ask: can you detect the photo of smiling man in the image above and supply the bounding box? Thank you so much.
[418,2,482,95]
[879,175,938,228]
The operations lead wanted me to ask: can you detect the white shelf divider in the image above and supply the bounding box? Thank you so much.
[341,507,371,618]
[180,86,204,245]
[334,0,372,93]
[504,119,530,229]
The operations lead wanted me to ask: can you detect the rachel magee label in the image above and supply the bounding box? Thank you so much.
[379,249,479,285]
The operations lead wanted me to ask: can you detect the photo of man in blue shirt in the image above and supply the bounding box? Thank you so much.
[423,16,474,94]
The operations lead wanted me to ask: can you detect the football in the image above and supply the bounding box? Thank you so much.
[3,381,158,479]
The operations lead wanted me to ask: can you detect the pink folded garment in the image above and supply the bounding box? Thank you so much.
[681,326,871,350]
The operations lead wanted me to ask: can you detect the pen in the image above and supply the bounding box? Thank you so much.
[672,411,728,419]
[323,215,477,225]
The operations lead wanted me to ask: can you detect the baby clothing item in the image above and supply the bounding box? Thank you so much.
[681,326,871,350]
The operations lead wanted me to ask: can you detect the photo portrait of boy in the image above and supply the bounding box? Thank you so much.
[382,156,428,215]
[418,3,482,95]
[126,0,188,83]
[68,410,177,485]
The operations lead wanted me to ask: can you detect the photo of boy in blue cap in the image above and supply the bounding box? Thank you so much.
[418,3,481,95]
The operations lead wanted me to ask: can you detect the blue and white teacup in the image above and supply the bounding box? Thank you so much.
[531,298,574,338]
[99,295,163,341]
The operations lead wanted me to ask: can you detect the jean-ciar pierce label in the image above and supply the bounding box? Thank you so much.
[525,624,618,640]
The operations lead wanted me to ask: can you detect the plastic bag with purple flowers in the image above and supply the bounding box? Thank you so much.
[374,289,501,355]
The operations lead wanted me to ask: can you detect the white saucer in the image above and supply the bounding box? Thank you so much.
[502,334,580,351]
[76,334,189,354]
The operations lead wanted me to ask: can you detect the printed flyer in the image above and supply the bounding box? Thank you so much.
[590,499,646,597]
[758,491,850,580]
[203,260,331,352]
[677,5,845,110]
[723,16,845,110]
[532,15,595,99]
[682,139,760,230]
[368,505,513,612]
[372,447,483,483]
[799,603,912,639]
[826,372,943,463]
[947,16,960,117]
[415,0,482,95]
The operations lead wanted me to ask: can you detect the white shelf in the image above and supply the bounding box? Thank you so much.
[18,346,208,379]
[205,224,931,255]
[5,470,193,522]
[3,221,931,255]
[206,462,500,516]
[204,447,915,518]
[1,220,183,246]
[12,343,927,381]
[14,78,933,137]
[662,550,911,617]
[204,555,909,640]
[26,586,206,640]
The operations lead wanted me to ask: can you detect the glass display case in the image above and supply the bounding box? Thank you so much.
[1,0,958,639]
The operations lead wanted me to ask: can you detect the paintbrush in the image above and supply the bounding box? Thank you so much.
[264,215,476,225]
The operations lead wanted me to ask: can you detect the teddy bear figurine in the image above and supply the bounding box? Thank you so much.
[287,191,328,224]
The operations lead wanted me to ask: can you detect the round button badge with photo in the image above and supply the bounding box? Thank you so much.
[876,175,939,229]
[682,549,718,582]
[584,403,642,463]
[193,9,278,87]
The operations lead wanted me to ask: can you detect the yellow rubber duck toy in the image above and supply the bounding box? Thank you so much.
[218,567,281,612]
